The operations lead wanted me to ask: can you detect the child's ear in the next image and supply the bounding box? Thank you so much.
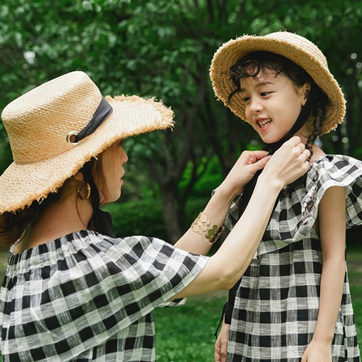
[301,83,312,106]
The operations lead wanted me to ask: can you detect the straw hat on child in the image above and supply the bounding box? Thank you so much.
[0,71,174,214]
[210,31,346,134]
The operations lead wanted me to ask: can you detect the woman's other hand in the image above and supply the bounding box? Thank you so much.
[261,136,310,188]
[218,150,270,197]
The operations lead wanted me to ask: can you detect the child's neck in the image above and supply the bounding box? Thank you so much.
[293,127,325,163]
[293,125,309,143]
[309,143,325,163]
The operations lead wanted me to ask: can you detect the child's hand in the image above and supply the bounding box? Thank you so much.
[218,150,270,197]
[301,339,332,362]
[261,136,310,188]
[215,322,230,362]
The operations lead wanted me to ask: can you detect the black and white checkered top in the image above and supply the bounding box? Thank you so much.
[0,230,208,361]
[224,155,362,362]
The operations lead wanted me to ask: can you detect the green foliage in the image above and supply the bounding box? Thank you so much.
[180,156,223,198]
[0,142,11,174]
[105,194,211,241]
[351,285,362,347]
[105,154,225,240]
[347,246,362,348]
[154,296,226,362]
[105,198,167,240]
[1,0,362,239]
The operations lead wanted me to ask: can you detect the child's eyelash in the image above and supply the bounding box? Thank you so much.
[242,91,274,102]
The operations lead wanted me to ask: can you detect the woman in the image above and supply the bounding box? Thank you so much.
[0,71,309,361]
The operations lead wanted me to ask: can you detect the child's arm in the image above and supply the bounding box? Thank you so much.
[301,186,346,362]
[215,318,230,362]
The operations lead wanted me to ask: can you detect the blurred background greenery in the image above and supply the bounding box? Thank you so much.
[1,0,362,244]
[0,0,362,360]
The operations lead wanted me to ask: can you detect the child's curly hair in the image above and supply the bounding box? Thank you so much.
[228,51,329,153]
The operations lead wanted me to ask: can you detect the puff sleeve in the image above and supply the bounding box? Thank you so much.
[0,231,208,360]
[257,155,362,256]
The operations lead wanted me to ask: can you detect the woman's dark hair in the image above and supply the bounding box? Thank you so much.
[0,156,108,247]
[228,51,329,151]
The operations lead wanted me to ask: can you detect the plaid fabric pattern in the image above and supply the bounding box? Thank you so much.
[0,230,208,361]
[224,155,362,362]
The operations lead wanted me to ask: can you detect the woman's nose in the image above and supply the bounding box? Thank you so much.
[120,147,128,164]
[123,150,128,164]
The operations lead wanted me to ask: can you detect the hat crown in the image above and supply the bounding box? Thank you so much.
[210,31,346,135]
[1,71,102,164]
[265,32,328,68]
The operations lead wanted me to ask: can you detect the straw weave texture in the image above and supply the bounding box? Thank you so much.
[210,31,346,134]
[0,71,174,214]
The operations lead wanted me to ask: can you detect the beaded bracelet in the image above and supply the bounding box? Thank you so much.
[191,212,225,243]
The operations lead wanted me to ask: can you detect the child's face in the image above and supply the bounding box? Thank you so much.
[240,69,308,144]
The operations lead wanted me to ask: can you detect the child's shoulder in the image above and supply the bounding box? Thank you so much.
[305,148,362,194]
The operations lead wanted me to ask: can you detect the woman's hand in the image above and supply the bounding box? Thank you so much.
[260,136,310,188]
[174,150,268,255]
[218,150,270,198]
[215,322,230,362]
[301,340,332,362]
[173,138,311,297]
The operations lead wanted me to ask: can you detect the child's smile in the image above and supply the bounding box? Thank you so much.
[256,117,271,132]
[240,70,308,144]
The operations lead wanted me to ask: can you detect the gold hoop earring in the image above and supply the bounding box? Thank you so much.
[77,181,91,200]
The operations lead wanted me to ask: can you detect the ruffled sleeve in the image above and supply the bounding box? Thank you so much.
[72,233,208,330]
[0,231,208,360]
[256,155,362,256]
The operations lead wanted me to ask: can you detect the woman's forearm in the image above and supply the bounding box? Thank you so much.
[173,137,310,299]
[175,150,272,255]
[210,175,283,288]
[173,176,284,298]
[174,185,236,255]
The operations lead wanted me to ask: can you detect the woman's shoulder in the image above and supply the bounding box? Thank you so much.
[7,230,166,271]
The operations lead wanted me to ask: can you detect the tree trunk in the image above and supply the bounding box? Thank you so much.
[160,188,183,244]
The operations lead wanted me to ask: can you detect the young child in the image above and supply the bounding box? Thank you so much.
[210,32,362,362]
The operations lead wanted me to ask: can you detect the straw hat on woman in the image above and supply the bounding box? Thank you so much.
[0,71,309,361]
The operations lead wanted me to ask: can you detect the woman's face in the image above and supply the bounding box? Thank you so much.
[240,69,309,144]
[98,141,128,204]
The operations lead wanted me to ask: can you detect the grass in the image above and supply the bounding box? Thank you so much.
[347,245,362,348]
[154,247,362,361]
[154,292,226,362]
[0,247,360,361]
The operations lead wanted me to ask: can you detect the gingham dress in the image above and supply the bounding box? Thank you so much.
[224,155,362,362]
[0,230,208,361]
